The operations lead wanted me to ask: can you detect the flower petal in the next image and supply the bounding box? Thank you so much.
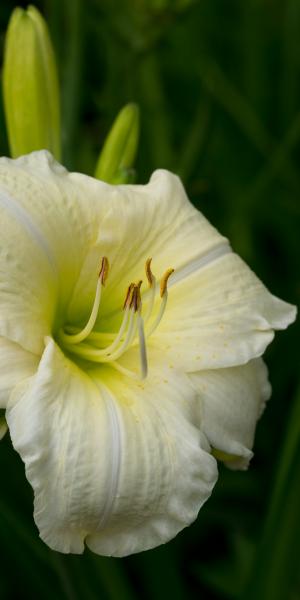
[0,151,112,350]
[6,338,217,557]
[189,358,271,469]
[65,169,229,326]
[87,366,217,557]
[0,185,56,352]
[153,252,296,370]
[64,168,295,367]
[0,337,38,408]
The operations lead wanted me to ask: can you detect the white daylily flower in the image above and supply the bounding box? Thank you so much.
[0,151,296,557]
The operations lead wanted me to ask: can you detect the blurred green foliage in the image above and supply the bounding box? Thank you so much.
[0,0,299,599]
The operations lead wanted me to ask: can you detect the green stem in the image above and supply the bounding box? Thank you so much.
[177,96,211,181]
[243,379,300,600]
[241,0,266,113]
[49,554,79,600]
[138,52,174,169]
[280,0,300,129]
[239,111,300,210]
[89,554,138,600]
[198,57,300,190]
[61,0,83,169]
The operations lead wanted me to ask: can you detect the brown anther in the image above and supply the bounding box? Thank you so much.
[123,283,135,310]
[99,257,109,286]
[160,268,174,297]
[130,281,142,312]
[145,258,154,287]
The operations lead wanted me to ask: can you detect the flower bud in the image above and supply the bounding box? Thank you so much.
[95,103,140,183]
[2,6,61,159]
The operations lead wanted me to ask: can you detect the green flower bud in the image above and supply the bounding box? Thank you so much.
[2,6,61,159]
[95,103,140,183]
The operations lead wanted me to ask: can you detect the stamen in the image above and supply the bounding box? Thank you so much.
[87,308,130,354]
[60,258,172,381]
[59,257,109,345]
[63,308,138,363]
[160,268,174,298]
[109,361,140,380]
[109,314,148,381]
[130,281,142,312]
[99,256,109,285]
[146,293,168,337]
[87,282,134,345]
[96,309,138,361]
[137,313,148,379]
[145,258,154,287]
[146,267,174,337]
[144,259,157,322]
[123,282,134,309]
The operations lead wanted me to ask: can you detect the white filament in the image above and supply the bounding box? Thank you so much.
[84,308,130,355]
[60,278,102,345]
[146,292,168,338]
[64,311,137,363]
[143,276,157,323]
[138,314,148,379]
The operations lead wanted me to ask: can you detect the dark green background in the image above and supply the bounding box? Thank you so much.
[0,1,299,599]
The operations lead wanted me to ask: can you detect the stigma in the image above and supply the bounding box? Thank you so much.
[59,257,173,381]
